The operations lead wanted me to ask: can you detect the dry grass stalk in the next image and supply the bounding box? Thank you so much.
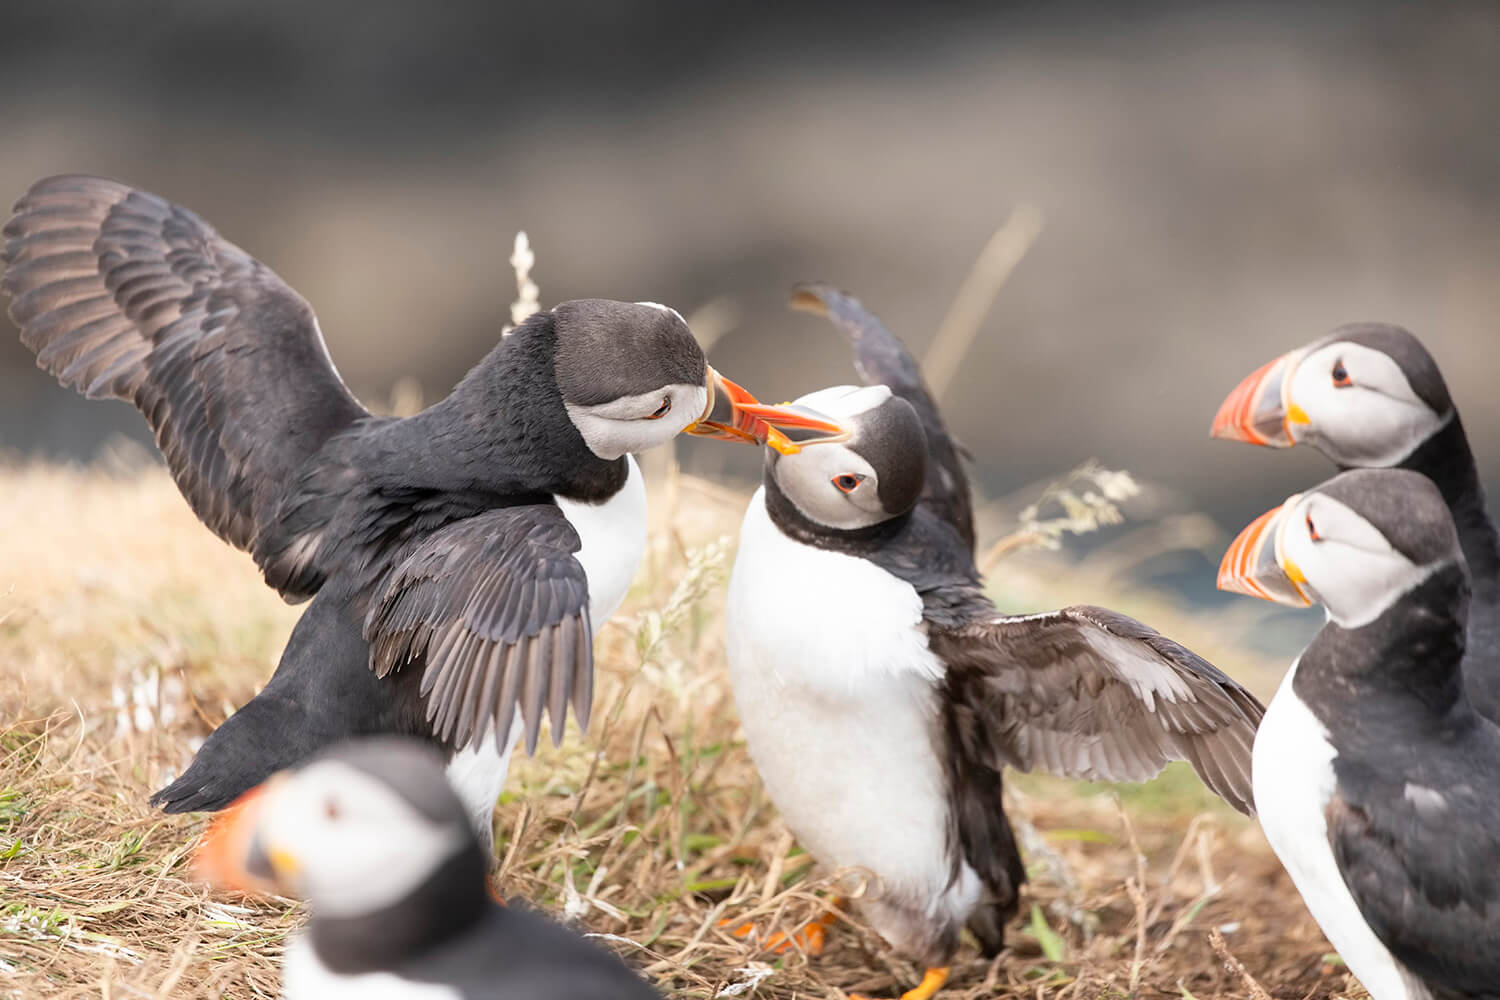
[506,230,541,332]
[980,461,1141,574]
[1209,928,1275,1000]
[922,203,1044,401]
[0,460,1342,998]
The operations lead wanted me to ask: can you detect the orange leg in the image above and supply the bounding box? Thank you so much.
[719,897,843,956]
[851,966,950,1000]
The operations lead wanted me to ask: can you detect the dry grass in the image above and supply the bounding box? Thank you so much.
[0,455,1370,1000]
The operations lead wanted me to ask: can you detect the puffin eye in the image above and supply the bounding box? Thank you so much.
[1331,360,1352,388]
[1306,514,1321,541]
[645,396,672,420]
[832,474,865,494]
[324,797,341,822]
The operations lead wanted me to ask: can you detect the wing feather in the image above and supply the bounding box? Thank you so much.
[366,504,593,754]
[2,175,368,598]
[932,605,1265,814]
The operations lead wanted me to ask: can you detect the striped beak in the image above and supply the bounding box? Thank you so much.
[1217,500,1314,608]
[686,368,850,455]
[194,776,296,897]
[1210,349,1310,447]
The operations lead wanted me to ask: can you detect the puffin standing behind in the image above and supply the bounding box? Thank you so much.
[197,737,664,999]
[1210,324,1500,721]
[721,288,1265,999]
[0,175,835,850]
[1218,468,1500,999]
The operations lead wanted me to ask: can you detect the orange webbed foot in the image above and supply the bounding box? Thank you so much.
[718,897,842,956]
[850,966,950,1000]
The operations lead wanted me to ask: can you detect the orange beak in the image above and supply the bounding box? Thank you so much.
[685,367,850,455]
[1217,502,1314,608]
[193,778,292,897]
[1210,350,1307,447]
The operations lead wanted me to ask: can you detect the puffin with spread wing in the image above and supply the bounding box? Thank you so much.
[1,175,834,850]
[721,286,1265,999]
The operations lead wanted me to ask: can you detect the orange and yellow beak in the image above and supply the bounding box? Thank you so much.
[193,777,295,897]
[1209,350,1310,447]
[686,368,850,455]
[1217,501,1314,608]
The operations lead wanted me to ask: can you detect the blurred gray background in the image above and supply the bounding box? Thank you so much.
[3,0,1497,600]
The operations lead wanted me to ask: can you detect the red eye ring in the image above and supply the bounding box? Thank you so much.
[832,474,864,494]
[1331,360,1352,388]
[645,397,671,420]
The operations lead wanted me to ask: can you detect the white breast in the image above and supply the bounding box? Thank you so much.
[445,732,517,857]
[283,934,460,1000]
[725,489,977,952]
[554,453,649,626]
[1253,659,1429,1000]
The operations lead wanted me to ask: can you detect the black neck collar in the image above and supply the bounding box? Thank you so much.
[1395,415,1500,589]
[762,476,987,626]
[1298,564,1470,718]
[309,840,490,975]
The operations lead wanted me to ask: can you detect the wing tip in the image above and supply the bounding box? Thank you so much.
[788,283,833,316]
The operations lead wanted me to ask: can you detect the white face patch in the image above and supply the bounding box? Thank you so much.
[565,383,708,460]
[1288,341,1450,467]
[261,761,469,919]
[772,442,886,530]
[1279,493,1435,629]
[768,384,895,530]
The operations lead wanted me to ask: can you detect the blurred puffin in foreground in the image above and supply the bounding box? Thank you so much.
[1,175,835,849]
[1219,468,1500,1000]
[1211,324,1500,722]
[721,286,1266,999]
[197,737,663,999]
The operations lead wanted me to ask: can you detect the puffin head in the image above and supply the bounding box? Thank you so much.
[1210,323,1454,468]
[762,384,926,531]
[1217,468,1462,629]
[549,299,842,460]
[196,737,485,919]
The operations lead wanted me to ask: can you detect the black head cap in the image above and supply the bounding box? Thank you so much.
[1327,323,1453,416]
[306,736,467,829]
[1314,468,1460,567]
[856,394,928,516]
[552,299,707,406]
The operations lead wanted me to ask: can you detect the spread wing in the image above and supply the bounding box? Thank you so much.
[1329,768,1500,994]
[791,283,975,552]
[931,605,1265,814]
[365,504,593,755]
[2,175,367,596]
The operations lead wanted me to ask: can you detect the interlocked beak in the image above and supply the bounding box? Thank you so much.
[686,368,850,455]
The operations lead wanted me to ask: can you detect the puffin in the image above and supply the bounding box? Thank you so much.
[0,175,835,851]
[1210,323,1500,722]
[1217,468,1500,1000]
[721,287,1266,999]
[196,736,664,999]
